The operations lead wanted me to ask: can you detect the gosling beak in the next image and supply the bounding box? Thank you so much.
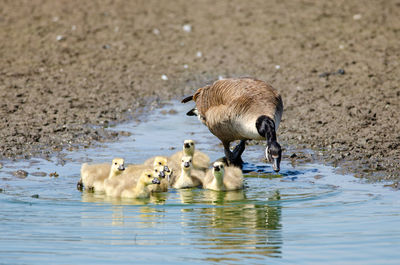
[152,177,161,185]
[272,156,280,173]
[184,162,190,168]
[184,143,190,149]
[158,170,165,178]
[164,165,170,172]
[213,165,220,171]
[118,165,125,171]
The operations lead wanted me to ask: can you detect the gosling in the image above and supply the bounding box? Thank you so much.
[203,161,243,191]
[169,140,210,171]
[172,156,204,189]
[79,158,125,192]
[120,169,161,198]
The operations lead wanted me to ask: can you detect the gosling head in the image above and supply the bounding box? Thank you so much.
[111,158,125,175]
[153,156,170,173]
[212,161,225,181]
[183,140,195,156]
[266,142,282,173]
[181,155,193,171]
[140,169,161,185]
[154,165,166,179]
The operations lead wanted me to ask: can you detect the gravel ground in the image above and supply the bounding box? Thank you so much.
[1,0,399,181]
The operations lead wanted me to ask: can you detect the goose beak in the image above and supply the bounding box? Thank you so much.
[118,165,125,171]
[152,178,161,184]
[272,157,280,172]
[164,165,170,172]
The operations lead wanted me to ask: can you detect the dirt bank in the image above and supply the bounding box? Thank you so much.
[1,0,399,181]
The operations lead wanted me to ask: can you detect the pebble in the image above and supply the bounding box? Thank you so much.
[196,51,202,58]
[49,172,59,178]
[13,170,28,179]
[152,28,160,35]
[182,24,192,32]
[161,74,168,81]
[31,194,39,198]
[353,14,362,20]
[275,65,281,69]
[31,172,47,177]
[56,35,65,41]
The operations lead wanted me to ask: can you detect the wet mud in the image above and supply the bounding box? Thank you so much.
[1,0,399,181]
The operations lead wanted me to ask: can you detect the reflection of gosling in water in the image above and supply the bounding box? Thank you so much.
[120,169,161,198]
[78,158,125,192]
[203,162,243,191]
[169,140,210,171]
[172,156,204,189]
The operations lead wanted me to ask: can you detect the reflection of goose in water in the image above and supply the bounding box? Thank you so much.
[193,190,283,259]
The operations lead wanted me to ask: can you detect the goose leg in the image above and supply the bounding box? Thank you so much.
[223,141,244,168]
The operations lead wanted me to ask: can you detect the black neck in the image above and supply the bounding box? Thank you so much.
[256,115,276,144]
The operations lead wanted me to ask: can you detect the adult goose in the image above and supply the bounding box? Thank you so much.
[182,77,283,172]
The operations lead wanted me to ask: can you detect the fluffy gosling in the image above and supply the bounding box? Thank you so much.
[203,161,243,191]
[172,156,203,189]
[169,140,210,171]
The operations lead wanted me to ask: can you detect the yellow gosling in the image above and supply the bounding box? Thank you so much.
[203,161,243,191]
[92,158,125,193]
[169,139,210,171]
[172,156,203,189]
[120,169,161,198]
[79,162,110,191]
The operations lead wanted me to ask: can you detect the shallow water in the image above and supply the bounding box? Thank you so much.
[1,102,399,264]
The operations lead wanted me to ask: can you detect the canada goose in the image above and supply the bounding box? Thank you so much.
[172,156,203,189]
[203,162,243,191]
[169,140,210,171]
[109,169,160,198]
[182,77,283,172]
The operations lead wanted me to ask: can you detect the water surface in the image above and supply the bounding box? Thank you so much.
[0,102,399,264]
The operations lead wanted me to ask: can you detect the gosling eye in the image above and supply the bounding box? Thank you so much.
[158,162,162,165]
[190,143,194,146]
[147,174,151,178]
[155,169,158,172]
[189,159,192,163]
[114,162,117,165]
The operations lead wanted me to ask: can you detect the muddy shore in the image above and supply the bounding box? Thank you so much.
[1,0,399,181]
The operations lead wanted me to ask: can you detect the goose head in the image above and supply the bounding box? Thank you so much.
[111,158,125,175]
[266,142,281,172]
[140,169,161,185]
[212,161,225,181]
[181,155,193,171]
[153,156,170,172]
[183,140,195,156]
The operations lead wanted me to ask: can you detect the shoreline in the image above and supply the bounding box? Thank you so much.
[1,0,399,182]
